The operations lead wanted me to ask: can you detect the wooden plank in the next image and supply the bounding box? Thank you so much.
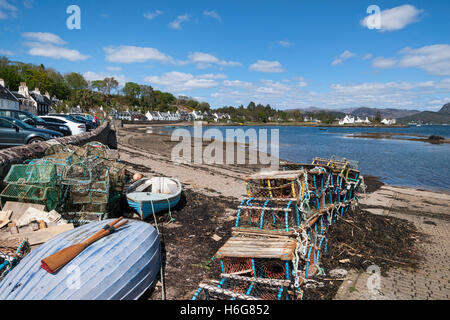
[232,227,296,238]
[199,283,261,300]
[0,210,13,229]
[0,223,74,246]
[3,202,46,225]
[220,273,291,287]
[215,236,296,260]
[245,170,304,181]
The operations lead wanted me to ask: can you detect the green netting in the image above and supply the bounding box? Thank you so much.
[0,184,58,211]
[3,164,56,186]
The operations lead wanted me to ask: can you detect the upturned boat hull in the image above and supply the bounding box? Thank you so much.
[0,219,160,300]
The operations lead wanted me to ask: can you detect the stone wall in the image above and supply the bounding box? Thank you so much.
[0,121,114,179]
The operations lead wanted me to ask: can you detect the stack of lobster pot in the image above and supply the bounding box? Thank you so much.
[192,156,365,300]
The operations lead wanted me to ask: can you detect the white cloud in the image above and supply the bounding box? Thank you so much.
[0,49,14,56]
[203,10,221,22]
[223,80,253,88]
[361,53,373,60]
[372,56,398,69]
[370,44,450,76]
[83,71,127,85]
[145,71,221,91]
[279,40,293,47]
[22,0,33,9]
[187,51,241,68]
[200,73,227,79]
[361,5,423,32]
[332,50,356,66]
[106,66,122,72]
[104,45,172,63]
[208,77,449,111]
[398,44,450,76]
[21,32,88,61]
[22,32,66,45]
[168,14,190,30]
[25,42,89,61]
[0,0,17,19]
[144,10,162,20]
[249,60,285,73]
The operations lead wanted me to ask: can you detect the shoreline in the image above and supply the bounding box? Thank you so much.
[123,120,410,128]
[121,123,449,194]
[115,123,450,300]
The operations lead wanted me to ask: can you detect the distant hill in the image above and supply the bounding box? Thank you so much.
[439,103,450,115]
[350,107,420,119]
[397,103,450,124]
[288,106,420,119]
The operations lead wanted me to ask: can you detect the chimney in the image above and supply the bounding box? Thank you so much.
[44,91,51,99]
[19,82,29,96]
[0,79,5,87]
[34,88,41,95]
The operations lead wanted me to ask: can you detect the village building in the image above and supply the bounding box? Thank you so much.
[0,79,19,110]
[381,118,396,125]
[29,88,51,116]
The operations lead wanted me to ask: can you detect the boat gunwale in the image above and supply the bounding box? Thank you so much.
[126,177,182,204]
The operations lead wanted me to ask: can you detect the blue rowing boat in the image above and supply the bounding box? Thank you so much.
[126,177,182,220]
[0,219,160,300]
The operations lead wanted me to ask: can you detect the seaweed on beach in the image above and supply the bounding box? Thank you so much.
[140,189,238,300]
[302,206,423,300]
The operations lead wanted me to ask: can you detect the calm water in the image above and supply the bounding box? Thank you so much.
[158,125,450,191]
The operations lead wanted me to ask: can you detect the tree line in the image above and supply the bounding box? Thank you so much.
[0,56,192,113]
[0,56,307,122]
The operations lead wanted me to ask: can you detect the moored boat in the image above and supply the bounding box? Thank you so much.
[126,177,182,220]
[0,219,160,300]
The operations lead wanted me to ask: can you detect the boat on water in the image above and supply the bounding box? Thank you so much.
[126,177,182,220]
[0,219,160,300]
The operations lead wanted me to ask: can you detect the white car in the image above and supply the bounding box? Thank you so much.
[40,116,86,135]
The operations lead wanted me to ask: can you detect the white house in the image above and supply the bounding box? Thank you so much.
[12,82,36,113]
[191,110,204,120]
[381,118,396,125]
[339,115,355,125]
[0,79,19,110]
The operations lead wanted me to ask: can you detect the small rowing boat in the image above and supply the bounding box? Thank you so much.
[126,177,182,220]
[0,219,160,300]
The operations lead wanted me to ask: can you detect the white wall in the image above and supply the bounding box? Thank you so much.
[0,99,19,110]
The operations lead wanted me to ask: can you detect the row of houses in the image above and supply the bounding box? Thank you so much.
[0,79,58,115]
[111,109,231,122]
[338,115,396,125]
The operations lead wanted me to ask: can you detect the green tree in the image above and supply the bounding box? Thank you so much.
[64,72,88,91]
[90,80,107,94]
[123,82,141,105]
[104,77,119,95]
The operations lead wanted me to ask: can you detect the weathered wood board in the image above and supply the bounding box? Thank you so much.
[0,223,74,246]
[215,236,297,260]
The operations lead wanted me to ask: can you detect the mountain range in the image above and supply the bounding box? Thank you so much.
[288,104,450,123]
[397,103,450,124]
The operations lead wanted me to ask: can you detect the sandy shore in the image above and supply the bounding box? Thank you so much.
[115,123,450,300]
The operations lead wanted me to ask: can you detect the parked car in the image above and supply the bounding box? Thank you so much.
[0,116,63,147]
[0,109,72,136]
[70,113,99,129]
[40,116,86,135]
[49,113,94,131]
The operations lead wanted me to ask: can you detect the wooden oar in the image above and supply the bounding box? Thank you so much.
[41,218,128,274]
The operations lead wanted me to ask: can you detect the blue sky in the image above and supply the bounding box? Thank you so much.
[0,0,449,110]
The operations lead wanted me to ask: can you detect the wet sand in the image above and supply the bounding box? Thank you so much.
[115,123,450,300]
